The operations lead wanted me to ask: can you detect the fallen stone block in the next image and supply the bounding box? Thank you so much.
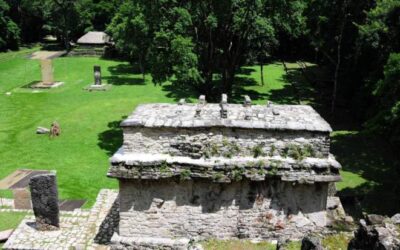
[0,229,13,242]
[36,127,50,134]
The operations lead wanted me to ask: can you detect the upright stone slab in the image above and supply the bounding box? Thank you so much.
[29,173,59,230]
[94,65,101,85]
[85,65,109,91]
[40,59,54,85]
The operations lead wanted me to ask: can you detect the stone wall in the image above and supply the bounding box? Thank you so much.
[118,178,329,241]
[122,127,330,159]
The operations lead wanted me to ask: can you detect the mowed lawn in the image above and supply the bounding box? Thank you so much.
[0,49,296,206]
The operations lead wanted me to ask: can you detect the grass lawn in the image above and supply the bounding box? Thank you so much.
[0,49,398,214]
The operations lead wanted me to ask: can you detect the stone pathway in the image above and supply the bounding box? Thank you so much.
[30,51,66,60]
[3,189,118,250]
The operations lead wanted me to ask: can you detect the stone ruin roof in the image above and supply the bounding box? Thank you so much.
[77,31,110,45]
[121,102,332,132]
[108,95,340,183]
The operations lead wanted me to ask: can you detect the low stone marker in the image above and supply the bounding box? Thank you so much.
[29,173,60,230]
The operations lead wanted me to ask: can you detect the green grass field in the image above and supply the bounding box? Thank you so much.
[0,48,398,214]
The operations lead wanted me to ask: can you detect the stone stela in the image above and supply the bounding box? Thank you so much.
[94,65,101,85]
[31,59,63,89]
[85,65,110,91]
[107,94,343,248]
[29,173,60,231]
[40,59,54,85]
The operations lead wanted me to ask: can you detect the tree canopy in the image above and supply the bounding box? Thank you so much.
[107,0,307,97]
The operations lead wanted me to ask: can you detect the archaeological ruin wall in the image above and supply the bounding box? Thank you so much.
[107,96,342,248]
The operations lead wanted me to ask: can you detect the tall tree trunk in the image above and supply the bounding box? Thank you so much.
[331,0,348,115]
[138,54,145,81]
[260,63,264,86]
[222,68,234,96]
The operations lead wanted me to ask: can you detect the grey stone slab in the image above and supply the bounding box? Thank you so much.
[29,173,60,230]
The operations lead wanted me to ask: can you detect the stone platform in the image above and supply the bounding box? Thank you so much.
[30,82,64,89]
[84,84,111,91]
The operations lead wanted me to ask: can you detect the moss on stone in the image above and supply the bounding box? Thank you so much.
[201,239,276,250]
[180,169,192,180]
[252,144,264,158]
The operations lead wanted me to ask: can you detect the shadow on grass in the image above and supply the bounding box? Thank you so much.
[20,81,41,89]
[105,64,146,85]
[332,131,400,216]
[161,67,269,103]
[97,118,125,156]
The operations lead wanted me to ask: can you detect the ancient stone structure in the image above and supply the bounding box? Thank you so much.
[94,65,101,85]
[29,173,60,230]
[31,59,63,89]
[107,95,342,248]
[85,65,110,91]
[40,59,54,85]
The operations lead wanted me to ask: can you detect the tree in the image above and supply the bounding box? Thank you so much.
[358,0,400,145]
[108,0,307,97]
[366,53,400,145]
[107,1,150,79]
[0,0,20,51]
[40,0,81,49]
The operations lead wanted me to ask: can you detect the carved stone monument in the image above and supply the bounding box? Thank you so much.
[85,65,110,91]
[94,65,101,85]
[40,59,54,85]
[29,173,59,230]
[31,59,63,89]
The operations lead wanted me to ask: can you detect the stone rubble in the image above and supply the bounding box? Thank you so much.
[348,215,400,250]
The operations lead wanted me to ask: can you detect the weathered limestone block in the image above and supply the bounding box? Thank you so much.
[117,179,328,240]
[122,127,331,159]
[40,59,54,84]
[29,173,59,230]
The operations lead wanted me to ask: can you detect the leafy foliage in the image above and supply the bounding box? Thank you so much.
[0,0,19,51]
[107,0,307,96]
[366,53,400,145]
